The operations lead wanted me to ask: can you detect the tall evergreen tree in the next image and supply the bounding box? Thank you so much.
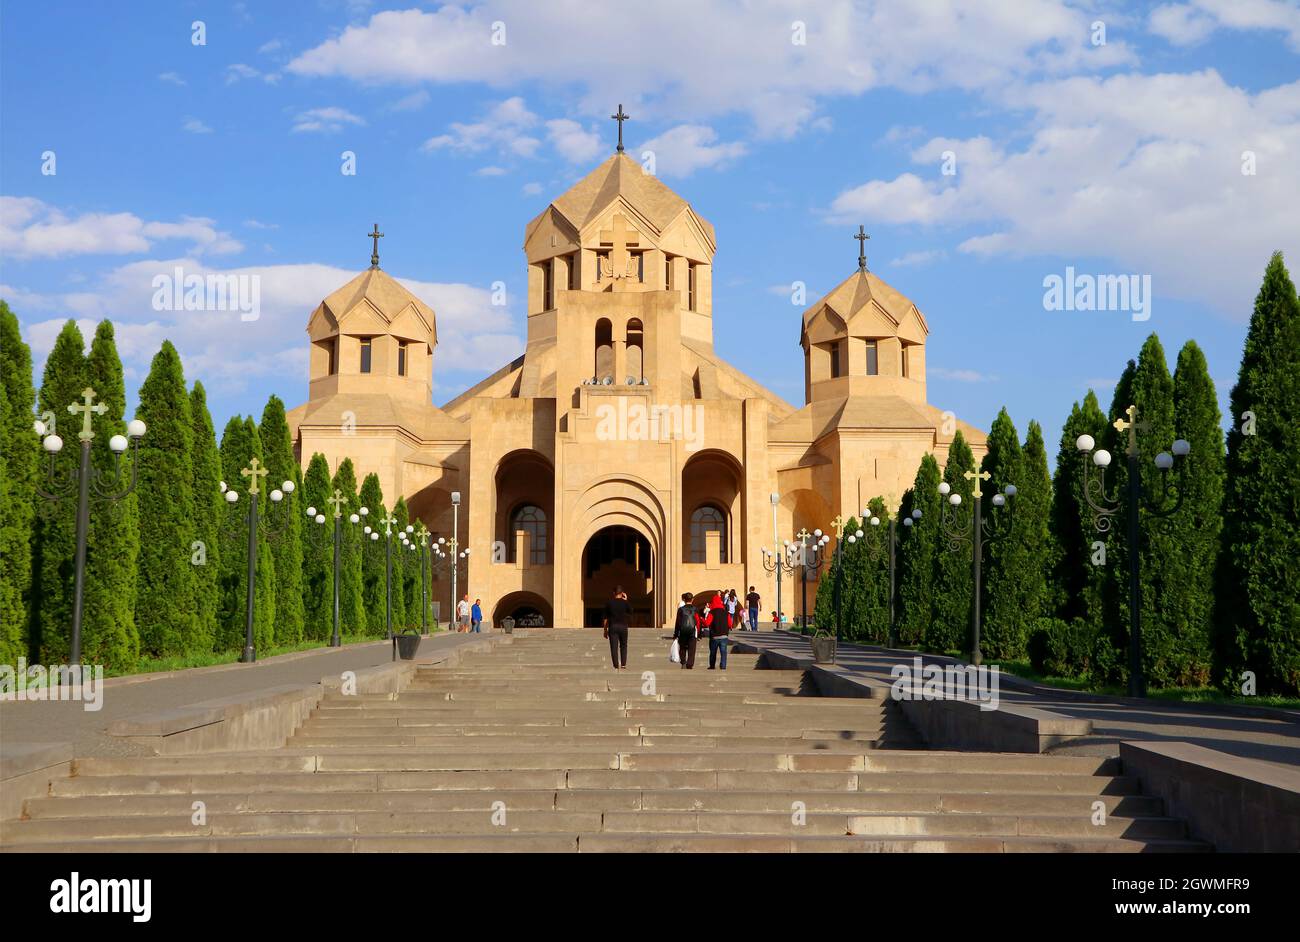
[897,453,941,646]
[359,473,387,635]
[929,432,976,655]
[0,303,36,666]
[1164,340,1223,686]
[259,395,305,646]
[33,320,88,663]
[81,321,140,671]
[1020,421,1054,628]
[189,383,222,653]
[815,515,857,639]
[133,342,197,658]
[331,458,366,636]
[1216,253,1300,695]
[979,409,1027,660]
[393,497,417,628]
[1106,336,1181,688]
[301,453,335,641]
[851,500,893,643]
[218,417,275,652]
[1049,391,1110,627]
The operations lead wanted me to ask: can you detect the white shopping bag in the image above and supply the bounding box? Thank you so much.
[669,639,681,663]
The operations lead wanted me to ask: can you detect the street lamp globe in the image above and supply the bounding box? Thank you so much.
[903,517,913,528]
[127,419,146,438]
[847,534,856,543]
[359,507,369,516]
[1172,439,1191,457]
[33,420,46,436]
[109,434,128,453]
[282,480,295,493]
[1004,484,1017,497]
[1093,450,1112,468]
[226,490,239,503]
[315,514,325,524]
[306,506,316,517]
[371,532,379,541]
[349,513,359,524]
[363,526,372,534]
[44,434,64,453]
[1154,452,1174,470]
[855,529,864,539]
[270,489,283,502]
[870,517,880,526]
[938,481,950,496]
[949,493,962,506]
[992,494,1005,507]
[912,509,922,520]
[1075,434,1095,452]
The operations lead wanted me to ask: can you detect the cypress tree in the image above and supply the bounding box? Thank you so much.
[189,383,222,652]
[979,409,1027,660]
[1216,253,1300,695]
[1164,340,1223,686]
[393,497,417,628]
[301,453,334,641]
[33,320,88,664]
[897,453,941,646]
[260,395,305,646]
[815,515,857,638]
[0,303,36,666]
[331,458,366,636]
[851,500,892,643]
[1049,391,1110,627]
[1106,336,1181,688]
[81,321,140,671]
[1020,421,1054,629]
[133,342,197,658]
[929,432,976,655]
[359,473,387,635]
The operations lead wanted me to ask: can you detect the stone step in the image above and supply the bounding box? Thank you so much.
[24,789,1167,818]
[295,719,892,739]
[284,734,883,751]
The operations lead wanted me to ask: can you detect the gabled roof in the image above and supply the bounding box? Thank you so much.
[290,392,467,443]
[800,268,928,345]
[310,267,437,345]
[528,153,715,248]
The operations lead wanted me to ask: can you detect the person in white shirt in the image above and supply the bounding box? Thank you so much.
[456,594,471,632]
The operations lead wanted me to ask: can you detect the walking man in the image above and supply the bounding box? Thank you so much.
[456,593,471,632]
[602,585,632,671]
[674,592,698,669]
[746,586,761,631]
[471,598,483,633]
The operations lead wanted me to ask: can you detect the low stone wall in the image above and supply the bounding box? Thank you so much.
[1120,741,1300,853]
[0,743,73,822]
[731,637,1092,754]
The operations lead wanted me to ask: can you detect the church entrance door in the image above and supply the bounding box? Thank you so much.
[581,526,653,627]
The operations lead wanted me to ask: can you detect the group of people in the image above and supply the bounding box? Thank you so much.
[455,593,484,632]
[597,584,766,671]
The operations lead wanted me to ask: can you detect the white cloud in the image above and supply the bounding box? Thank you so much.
[1149,0,1300,50]
[421,97,540,158]
[0,197,243,259]
[827,70,1300,317]
[545,119,601,164]
[182,116,213,134]
[521,182,543,196]
[158,71,186,86]
[13,259,523,400]
[286,2,1136,139]
[639,125,746,177]
[258,39,283,55]
[475,166,508,176]
[291,106,366,134]
[388,89,430,112]
[930,367,999,383]
[889,249,947,268]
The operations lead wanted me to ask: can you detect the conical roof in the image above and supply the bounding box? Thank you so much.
[312,267,437,345]
[801,268,928,341]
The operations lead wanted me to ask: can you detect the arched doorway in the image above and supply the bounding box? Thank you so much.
[492,591,553,629]
[582,525,653,627]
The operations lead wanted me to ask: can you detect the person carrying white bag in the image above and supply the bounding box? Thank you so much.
[671,592,698,669]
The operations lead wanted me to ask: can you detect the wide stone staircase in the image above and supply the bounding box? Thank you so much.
[1,630,1210,851]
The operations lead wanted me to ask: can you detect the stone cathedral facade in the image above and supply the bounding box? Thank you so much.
[288,152,986,629]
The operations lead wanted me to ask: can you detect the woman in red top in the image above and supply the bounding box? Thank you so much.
[706,592,730,670]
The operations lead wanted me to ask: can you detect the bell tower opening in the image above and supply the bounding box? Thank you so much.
[582,526,653,627]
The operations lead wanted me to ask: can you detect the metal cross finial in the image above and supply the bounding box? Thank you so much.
[795,528,811,543]
[414,521,430,541]
[610,104,630,153]
[367,223,384,269]
[241,456,269,496]
[830,514,846,538]
[381,513,397,536]
[855,226,870,272]
[1113,404,1150,457]
[68,387,109,442]
[963,468,991,499]
[326,488,347,519]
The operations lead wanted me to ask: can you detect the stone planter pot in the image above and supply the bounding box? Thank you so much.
[501,617,516,634]
[809,635,837,664]
[393,630,422,660]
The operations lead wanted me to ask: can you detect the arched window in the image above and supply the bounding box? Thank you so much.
[689,504,727,564]
[511,504,548,565]
[626,318,644,383]
[595,318,613,381]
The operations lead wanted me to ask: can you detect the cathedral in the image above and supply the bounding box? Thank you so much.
[287,145,986,629]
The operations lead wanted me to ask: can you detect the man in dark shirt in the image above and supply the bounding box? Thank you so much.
[602,586,632,670]
[745,586,761,632]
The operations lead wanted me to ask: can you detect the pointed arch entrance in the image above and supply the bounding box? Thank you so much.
[582,526,653,626]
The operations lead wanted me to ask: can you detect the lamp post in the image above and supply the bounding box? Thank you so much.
[761,496,797,632]
[305,489,367,648]
[1075,404,1190,697]
[429,529,470,631]
[793,527,831,633]
[856,506,923,647]
[33,386,145,668]
[219,458,296,663]
[363,513,399,639]
[938,471,1015,666]
[402,521,434,634]
[829,516,850,642]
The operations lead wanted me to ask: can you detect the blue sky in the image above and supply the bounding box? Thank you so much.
[2,0,1298,463]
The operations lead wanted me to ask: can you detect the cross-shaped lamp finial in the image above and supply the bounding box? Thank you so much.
[326,488,347,519]
[241,456,269,496]
[963,468,992,499]
[68,387,109,442]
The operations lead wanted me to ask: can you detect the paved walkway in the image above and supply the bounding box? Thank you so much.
[0,632,487,758]
[734,630,1300,769]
